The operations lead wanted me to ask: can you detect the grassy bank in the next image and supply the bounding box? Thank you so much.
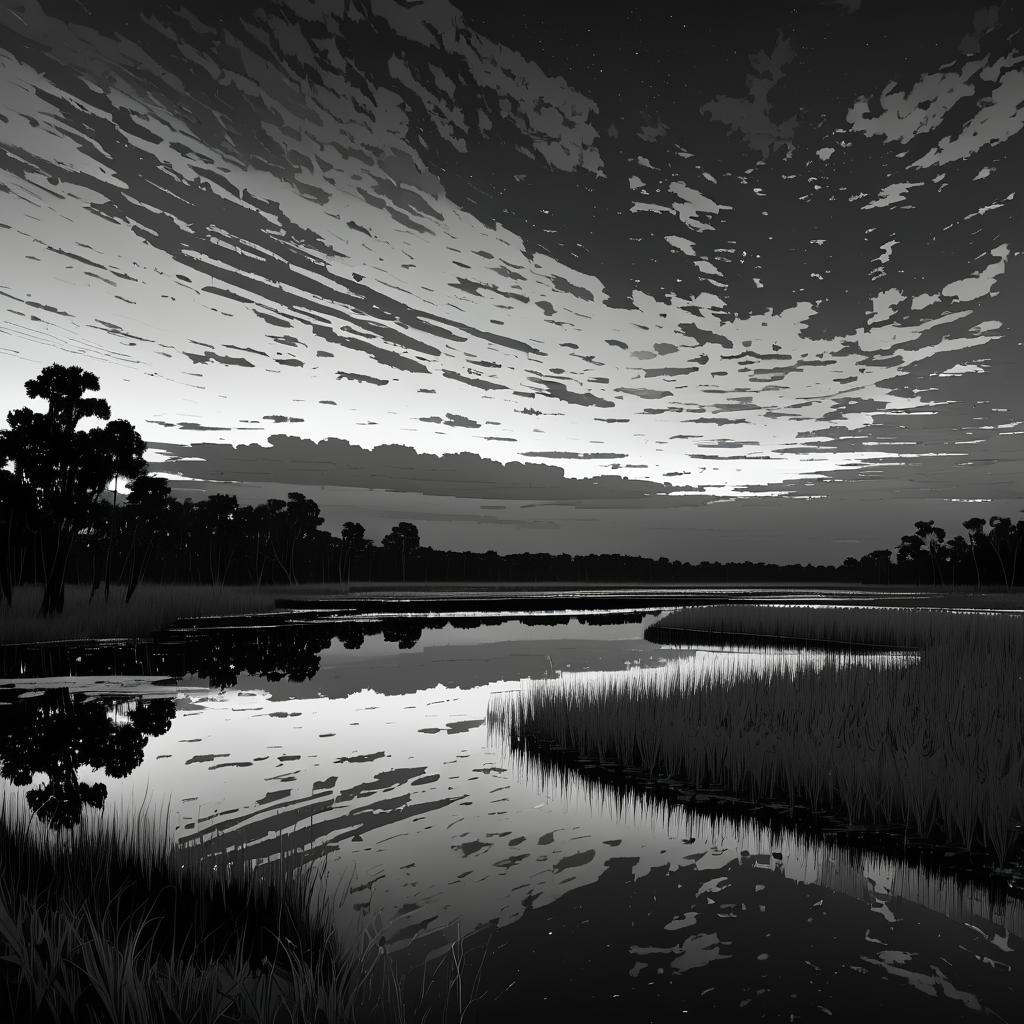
[0,582,749,646]
[0,584,344,645]
[490,613,1024,865]
[0,798,484,1023]
[0,797,378,1023]
[5,583,1019,648]
[648,603,1024,649]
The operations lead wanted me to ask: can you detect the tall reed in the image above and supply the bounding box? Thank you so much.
[490,615,1024,865]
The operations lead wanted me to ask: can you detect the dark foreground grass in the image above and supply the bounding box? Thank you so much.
[0,798,483,1024]
[490,613,1024,866]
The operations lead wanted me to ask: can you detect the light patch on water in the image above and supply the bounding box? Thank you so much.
[3,602,1023,1016]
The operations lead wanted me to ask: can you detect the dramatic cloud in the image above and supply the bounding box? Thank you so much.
[701,34,797,157]
[152,434,687,505]
[1,0,1022,559]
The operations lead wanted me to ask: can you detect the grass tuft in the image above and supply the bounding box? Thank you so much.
[0,796,477,1023]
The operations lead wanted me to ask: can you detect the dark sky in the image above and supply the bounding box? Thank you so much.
[1,0,1022,561]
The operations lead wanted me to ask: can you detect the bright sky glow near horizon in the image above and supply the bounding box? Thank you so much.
[1,0,1022,561]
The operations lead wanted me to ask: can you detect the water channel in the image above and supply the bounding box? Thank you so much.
[1,589,1021,1020]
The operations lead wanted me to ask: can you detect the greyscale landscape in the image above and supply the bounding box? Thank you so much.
[2,1,1024,1021]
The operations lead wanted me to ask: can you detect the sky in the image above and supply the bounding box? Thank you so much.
[1,0,1022,562]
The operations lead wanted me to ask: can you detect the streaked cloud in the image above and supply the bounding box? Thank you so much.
[0,0,1021,559]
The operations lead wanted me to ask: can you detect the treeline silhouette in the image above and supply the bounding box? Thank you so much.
[841,517,1024,589]
[1,477,840,595]
[0,364,842,616]
[2,365,1020,617]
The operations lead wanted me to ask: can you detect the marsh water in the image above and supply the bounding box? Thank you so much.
[2,588,1023,1020]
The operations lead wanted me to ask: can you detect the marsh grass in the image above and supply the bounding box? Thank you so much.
[0,584,363,646]
[0,796,482,1024]
[648,603,1024,650]
[0,584,283,645]
[490,614,1024,866]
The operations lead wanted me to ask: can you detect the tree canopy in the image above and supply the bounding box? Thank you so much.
[0,364,145,613]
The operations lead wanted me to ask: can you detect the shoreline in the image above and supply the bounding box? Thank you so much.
[3,581,1020,647]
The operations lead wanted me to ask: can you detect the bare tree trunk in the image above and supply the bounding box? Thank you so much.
[0,554,10,608]
[39,528,72,616]
[254,532,262,587]
[0,514,13,608]
[993,547,1010,590]
[103,475,119,602]
[268,537,292,584]
[124,536,153,606]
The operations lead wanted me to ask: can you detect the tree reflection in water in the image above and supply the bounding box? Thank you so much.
[2,610,655,687]
[175,612,642,686]
[0,690,175,829]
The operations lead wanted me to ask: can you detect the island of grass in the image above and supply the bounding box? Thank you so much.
[489,605,1024,872]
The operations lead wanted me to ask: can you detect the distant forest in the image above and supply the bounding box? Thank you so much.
[1,365,1021,616]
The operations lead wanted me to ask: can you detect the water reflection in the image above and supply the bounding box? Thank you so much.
[2,604,1023,1017]
[2,608,660,684]
[0,689,175,828]
[467,733,1024,1020]
[498,734,1023,938]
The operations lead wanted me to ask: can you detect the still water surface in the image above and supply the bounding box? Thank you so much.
[2,597,1022,1020]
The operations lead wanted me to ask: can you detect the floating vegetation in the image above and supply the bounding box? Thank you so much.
[490,613,1024,866]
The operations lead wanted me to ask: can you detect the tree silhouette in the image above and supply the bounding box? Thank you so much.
[0,467,35,607]
[195,493,240,585]
[986,515,1023,590]
[963,517,988,590]
[283,492,324,583]
[913,520,947,585]
[122,475,174,603]
[0,365,146,614]
[946,535,970,587]
[896,532,926,582]
[859,549,893,585]
[383,521,420,582]
[339,520,367,586]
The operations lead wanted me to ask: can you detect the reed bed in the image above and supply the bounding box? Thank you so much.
[648,603,1024,649]
[490,615,1024,865]
[0,796,478,1024]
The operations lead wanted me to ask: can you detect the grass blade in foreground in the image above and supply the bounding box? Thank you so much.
[0,796,482,1023]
